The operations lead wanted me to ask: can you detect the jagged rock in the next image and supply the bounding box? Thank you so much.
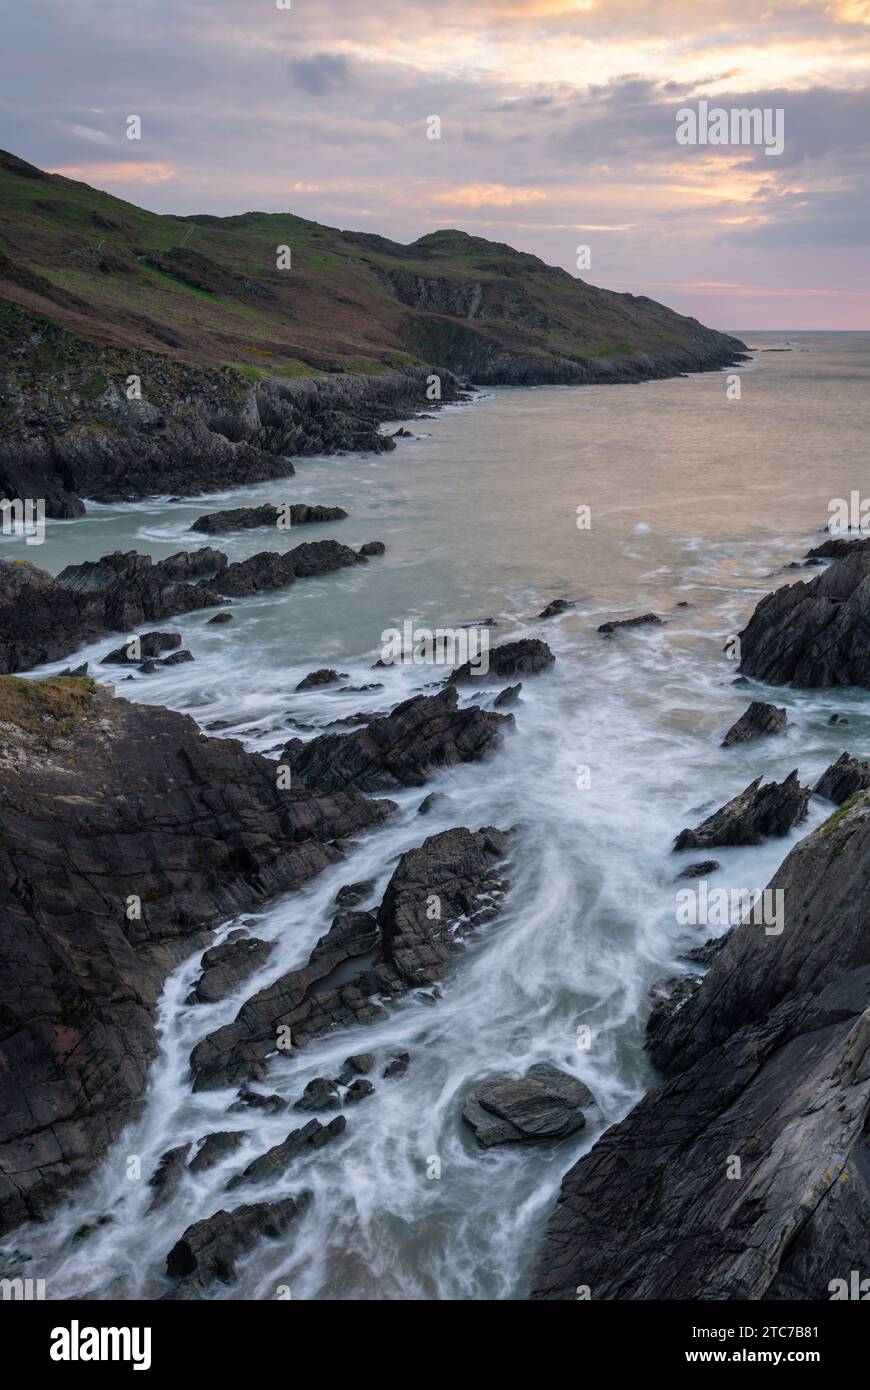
[538,598,573,619]
[382,1053,410,1079]
[187,937,275,1005]
[225,1117,345,1191]
[212,541,365,598]
[645,975,703,1051]
[333,880,375,908]
[282,687,513,793]
[188,1131,249,1174]
[100,631,182,664]
[359,541,386,557]
[598,613,663,635]
[449,637,554,683]
[345,1079,375,1104]
[680,936,727,968]
[532,795,870,1300]
[673,771,810,850]
[814,752,870,805]
[164,1194,311,1297]
[292,1078,341,1113]
[493,683,522,708]
[805,535,870,560]
[721,700,788,747]
[147,1144,192,1212]
[674,859,720,881]
[462,1063,594,1147]
[738,549,870,687]
[190,504,347,534]
[295,668,347,692]
[57,662,89,677]
[189,825,511,1089]
[0,678,393,1233]
[337,1053,375,1084]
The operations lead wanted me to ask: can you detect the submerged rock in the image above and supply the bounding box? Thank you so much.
[187,1131,249,1174]
[674,859,721,880]
[449,637,555,683]
[462,1063,594,1147]
[100,630,181,664]
[164,1194,311,1297]
[225,1116,345,1191]
[147,1144,192,1212]
[721,700,788,747]
[190,503,348,534]
[597,613,663,636]
[294,668,348,692]
[538,598,574,619]
[673,771,810,850]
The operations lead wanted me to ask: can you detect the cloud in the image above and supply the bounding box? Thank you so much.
[287,52,351,96]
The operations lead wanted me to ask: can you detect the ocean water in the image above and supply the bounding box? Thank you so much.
[4,331,870,1300]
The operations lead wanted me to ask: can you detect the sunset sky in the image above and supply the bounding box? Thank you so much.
[2,0,868,329]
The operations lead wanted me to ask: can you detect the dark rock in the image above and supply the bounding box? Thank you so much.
[674,859,721,881]
[721,700,788,747]
[190,504,347,534]
[207,611,234,624]
[0,679,393,1233]
[738,549,870,687]
[828,713,848,725]
[359,541,386,557]
[188,1131,249,1174]
[187,937,276,1005]
[100,631,183,664]
[538,598,574,619]
[334,880,375,908]
[382,1052,410,1079]
[147,1144,192,1212]
[417,791,454,816]
[645,975,703,1052]
[189,825,511,1088]
[449,637,555,683]
[345,1079,375,1104]
[57,662,89,677]
[493,683,522,708]
[673,771,810,850]
[213,540,364,599]
[814,752,870,806]
[598,613,663,636]
[805,535,870,561]
[532,795,870,1300]
[229,1087,287,1117]
[292,1077,341,1113]
[158,649,194,667]
[294,669,348,692]
[164,1193,311,1297]
[462,1063,594,1147]
[337,1053,375,1083]
[225,1116,345,1191]
[680,935,727,968]
[282,687,513,793]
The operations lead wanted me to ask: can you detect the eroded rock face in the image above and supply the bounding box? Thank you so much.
[673,771,810,850]
[0,677,394,1233]
[449,637,555,683]
[164,1194,312,1298]
[190,825,512,1090]
[721,700,787,747]
[224,1116,346,1192]
[462,1064,594,1147]
[532,798,870,1300]
[738,549,870,687]
[282,687,513,793]
[814,752,870,806]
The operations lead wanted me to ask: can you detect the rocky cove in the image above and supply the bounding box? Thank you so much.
[1,340,870,1301]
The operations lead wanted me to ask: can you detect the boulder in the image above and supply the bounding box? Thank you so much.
[814,752,870,805]
[294,668,347,692]
[721,700,788,747]
[100,631,182,664]
[538,598,574,619]
[164,1194,311,1297]
[449,637,554,683]
[598,613,662,636]
[225,1116,345,1191]
[187,937,275,1005]
[462,1063,594,1147]
[187,1131,249,1174]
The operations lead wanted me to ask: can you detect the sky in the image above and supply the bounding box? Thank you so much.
[1,0,868,329]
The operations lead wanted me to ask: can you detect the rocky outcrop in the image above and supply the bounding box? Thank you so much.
[190,503,348,534]
[0,676,394,1233]
[673,771,810,850]
[462,1064,594,1148]
[225,1116,345,1192]
[738,549,870,688]
[721,700,788,747]
[814,752,870,806]
[533,796,870,1300]
[190,825,512,1090]
[211,541,365,599]
[805,535,870,561]
[282,687,513,793]
[448,637,555,684]
[187,936,276,1005]
[164,1194,311,1298]
[598,612,663,636]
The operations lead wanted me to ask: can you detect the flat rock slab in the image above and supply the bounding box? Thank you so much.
[463,1062,594,1147]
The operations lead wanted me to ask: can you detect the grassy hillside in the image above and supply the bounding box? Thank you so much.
[0,149,742,383]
